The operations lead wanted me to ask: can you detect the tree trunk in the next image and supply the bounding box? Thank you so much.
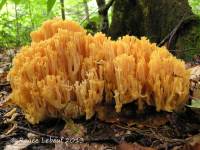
[109,0,200,61]
[83,0,90,22]
[96,0,109,34]
[14,4,20,46]
[60,0,65,20]
[96,0,115,34]
[28,0,34,29]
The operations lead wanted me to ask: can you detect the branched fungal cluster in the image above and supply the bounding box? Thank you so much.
[8,19,189,124]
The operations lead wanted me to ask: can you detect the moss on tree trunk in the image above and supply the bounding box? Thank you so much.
[175,19,200,60]
[109,0,200,61]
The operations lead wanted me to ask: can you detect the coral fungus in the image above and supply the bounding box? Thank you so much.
[8,19,190,124]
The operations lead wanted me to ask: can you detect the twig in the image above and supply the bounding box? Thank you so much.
[158,15,199,49]
[5,123,17,135]
[16,125,59,139]
[0,133,16,140]
[0,82,10,87]
[17,125,119,144]
[84,136,120,144]
[4,108,17,117]
[4,113,18,124]
[150,128,165,143]
[80,8,98,25]
[114,124,185,144]
[150,128,185,143]
[166,16,185,49]
[99,0,115,13]
[115,124,145,134]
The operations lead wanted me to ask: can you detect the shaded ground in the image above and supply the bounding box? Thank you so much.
[0,49,200,150]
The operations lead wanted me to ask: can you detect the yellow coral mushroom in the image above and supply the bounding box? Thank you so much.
[8,19,190,124]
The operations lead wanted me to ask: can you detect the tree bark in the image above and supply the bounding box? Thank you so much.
[83,0,90,22]
[109,0,200,60]
[28,0,34,29]
[14,4,20,46]
[96,0,108,34]
[96,0,114,34]
[60,0,65,20]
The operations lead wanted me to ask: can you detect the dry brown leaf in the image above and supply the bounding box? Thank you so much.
[4,139,31,150]
[117,142,155,150]
[0,72,8,84]
[143,114,169,127]
[193,55,200,65]
[190,143,200,150]
[96,103,168,128]
[3,108,18,124]
[188,65,200,114]
[189,65,200,99]
[188,134,200,147]
[127,114,168,129]
[54,142,111,150]
[60,120,86,137]
[176,134,200,150]
[96,105,121,123]
[4,108,17,117]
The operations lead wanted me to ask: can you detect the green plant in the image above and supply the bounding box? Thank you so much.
[189,0,200,16]
[0,0,101,48]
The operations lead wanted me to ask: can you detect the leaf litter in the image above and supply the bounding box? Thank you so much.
[0,50,200,150]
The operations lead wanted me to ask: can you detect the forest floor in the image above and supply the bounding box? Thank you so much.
[0,49,200,150]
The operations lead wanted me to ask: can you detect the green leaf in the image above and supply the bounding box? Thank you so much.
[187,99,200,108]
[11,0,21,4]
[47,0,56,14]
[0,0,7,10]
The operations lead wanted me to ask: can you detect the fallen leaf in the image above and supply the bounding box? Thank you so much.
[143,114,168,127]
[192,55,200,65]
[3,108,18,124]
[4,123,17,135]
[189,66,200,100]
[127,113,169,129]
[60,120,86,137]
[187,100,200,109]
[4,139,31,150]
[187,99,200,115]
[189,66,200,81]
[27,132,39,139]
[4,108,17,117]
[0,68,3,74]
[117,142,155,150]
[188,134,200,146]
[54,142,110,150]
[96,105,121,123]
[190,143,200,150]
[0,72,8,84]
[181,134,200,150]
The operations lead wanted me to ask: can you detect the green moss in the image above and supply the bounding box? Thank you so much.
[175,20,200,61]
[111,0,194,43]
[110,0,200,61]
[139,0,149,17]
